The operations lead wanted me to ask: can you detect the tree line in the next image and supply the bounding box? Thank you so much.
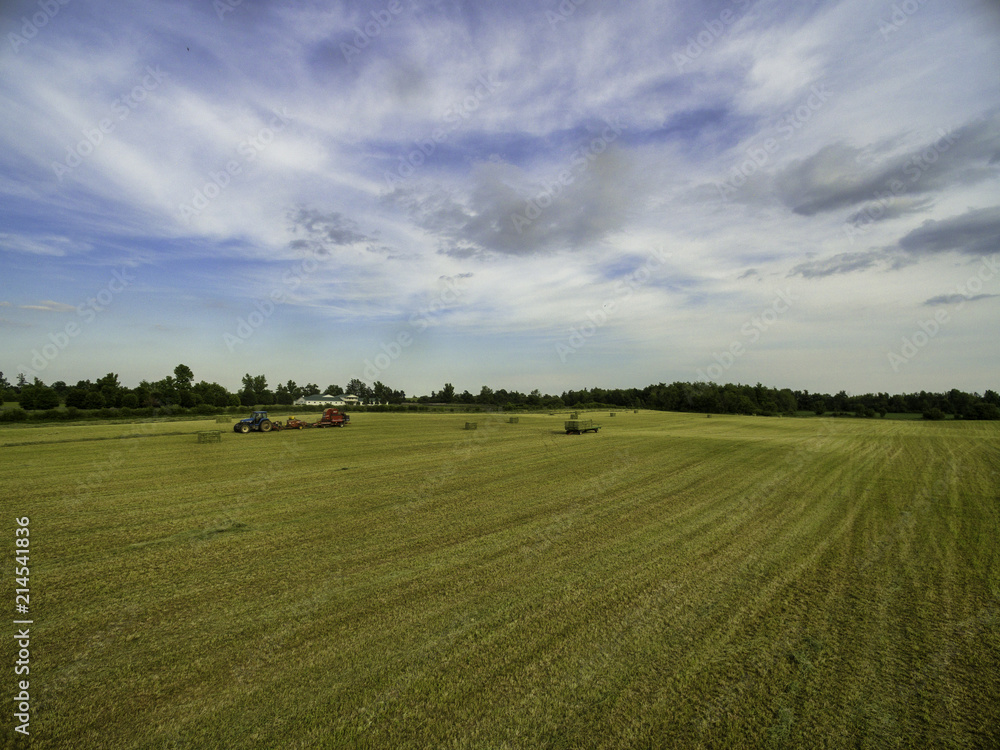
[1,367,998,421]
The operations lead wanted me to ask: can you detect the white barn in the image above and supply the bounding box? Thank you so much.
[293,394,362,407]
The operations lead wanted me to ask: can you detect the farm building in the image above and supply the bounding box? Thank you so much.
[293,394,363,407]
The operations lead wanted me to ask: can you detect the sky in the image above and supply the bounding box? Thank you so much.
[1,0,999,397]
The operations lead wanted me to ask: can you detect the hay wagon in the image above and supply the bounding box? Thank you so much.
[564,419,600,435]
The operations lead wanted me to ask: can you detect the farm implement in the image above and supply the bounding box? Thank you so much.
[233,409,350,433]
[564,418,600,435]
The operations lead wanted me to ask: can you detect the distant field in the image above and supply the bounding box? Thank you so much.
[3,411,998,748]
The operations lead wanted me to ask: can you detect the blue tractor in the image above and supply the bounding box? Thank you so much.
[234,411,273,433]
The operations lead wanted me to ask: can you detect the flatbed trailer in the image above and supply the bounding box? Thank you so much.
[565,419,600,435]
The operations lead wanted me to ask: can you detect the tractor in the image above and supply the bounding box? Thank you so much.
[234,411,274,433]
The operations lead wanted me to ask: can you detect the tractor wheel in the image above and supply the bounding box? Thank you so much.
[260,420,271,432]
[239,423,250,434]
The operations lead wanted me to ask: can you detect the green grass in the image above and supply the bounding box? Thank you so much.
[3,411,999,748]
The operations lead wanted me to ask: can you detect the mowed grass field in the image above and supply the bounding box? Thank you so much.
[2,411,999,749]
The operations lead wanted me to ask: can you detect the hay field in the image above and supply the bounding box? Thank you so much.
[2,411,999,748]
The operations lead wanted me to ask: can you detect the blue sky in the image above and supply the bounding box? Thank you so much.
[1,0,999,396]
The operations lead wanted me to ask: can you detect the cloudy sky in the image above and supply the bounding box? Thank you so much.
[2,0,999,396]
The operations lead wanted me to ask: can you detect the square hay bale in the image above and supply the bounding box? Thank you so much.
[508,417,519,424]
[570,412,579,419]
[465,422,478,430]
[564,419,593,432]
[197,430,221,444]
[610,412,616,417]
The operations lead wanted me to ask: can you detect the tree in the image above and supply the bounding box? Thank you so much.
[324,384,344,397]
[372,381,391,404]
[346,379,370,399]
[439,383,455,403]
[477,386,494,405]
[275,383,294,405]
[84,391,105,410]
[174,364,194,390]
[65,388,89,409]
[241,373,270,404]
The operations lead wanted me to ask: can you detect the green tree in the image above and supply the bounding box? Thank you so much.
[324,384,344,396]
[173,364,194,389]
[346,379,370,399]
[65,388,89,409]
[84,391,105,409]
[439,383,455,403]
[275,383,293,405]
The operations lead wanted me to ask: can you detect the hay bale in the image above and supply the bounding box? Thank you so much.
[197,430,221,443]
[508,417,519,424]
[610,412,616,417]
[570,412,579,419]
[465,422,478,430]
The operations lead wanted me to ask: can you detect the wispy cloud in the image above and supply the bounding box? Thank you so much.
[18,300,77,312]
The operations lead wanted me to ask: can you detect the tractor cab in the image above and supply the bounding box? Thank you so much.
[235,410,273,433]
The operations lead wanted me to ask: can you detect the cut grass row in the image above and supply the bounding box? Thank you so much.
[2,411,998,748]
